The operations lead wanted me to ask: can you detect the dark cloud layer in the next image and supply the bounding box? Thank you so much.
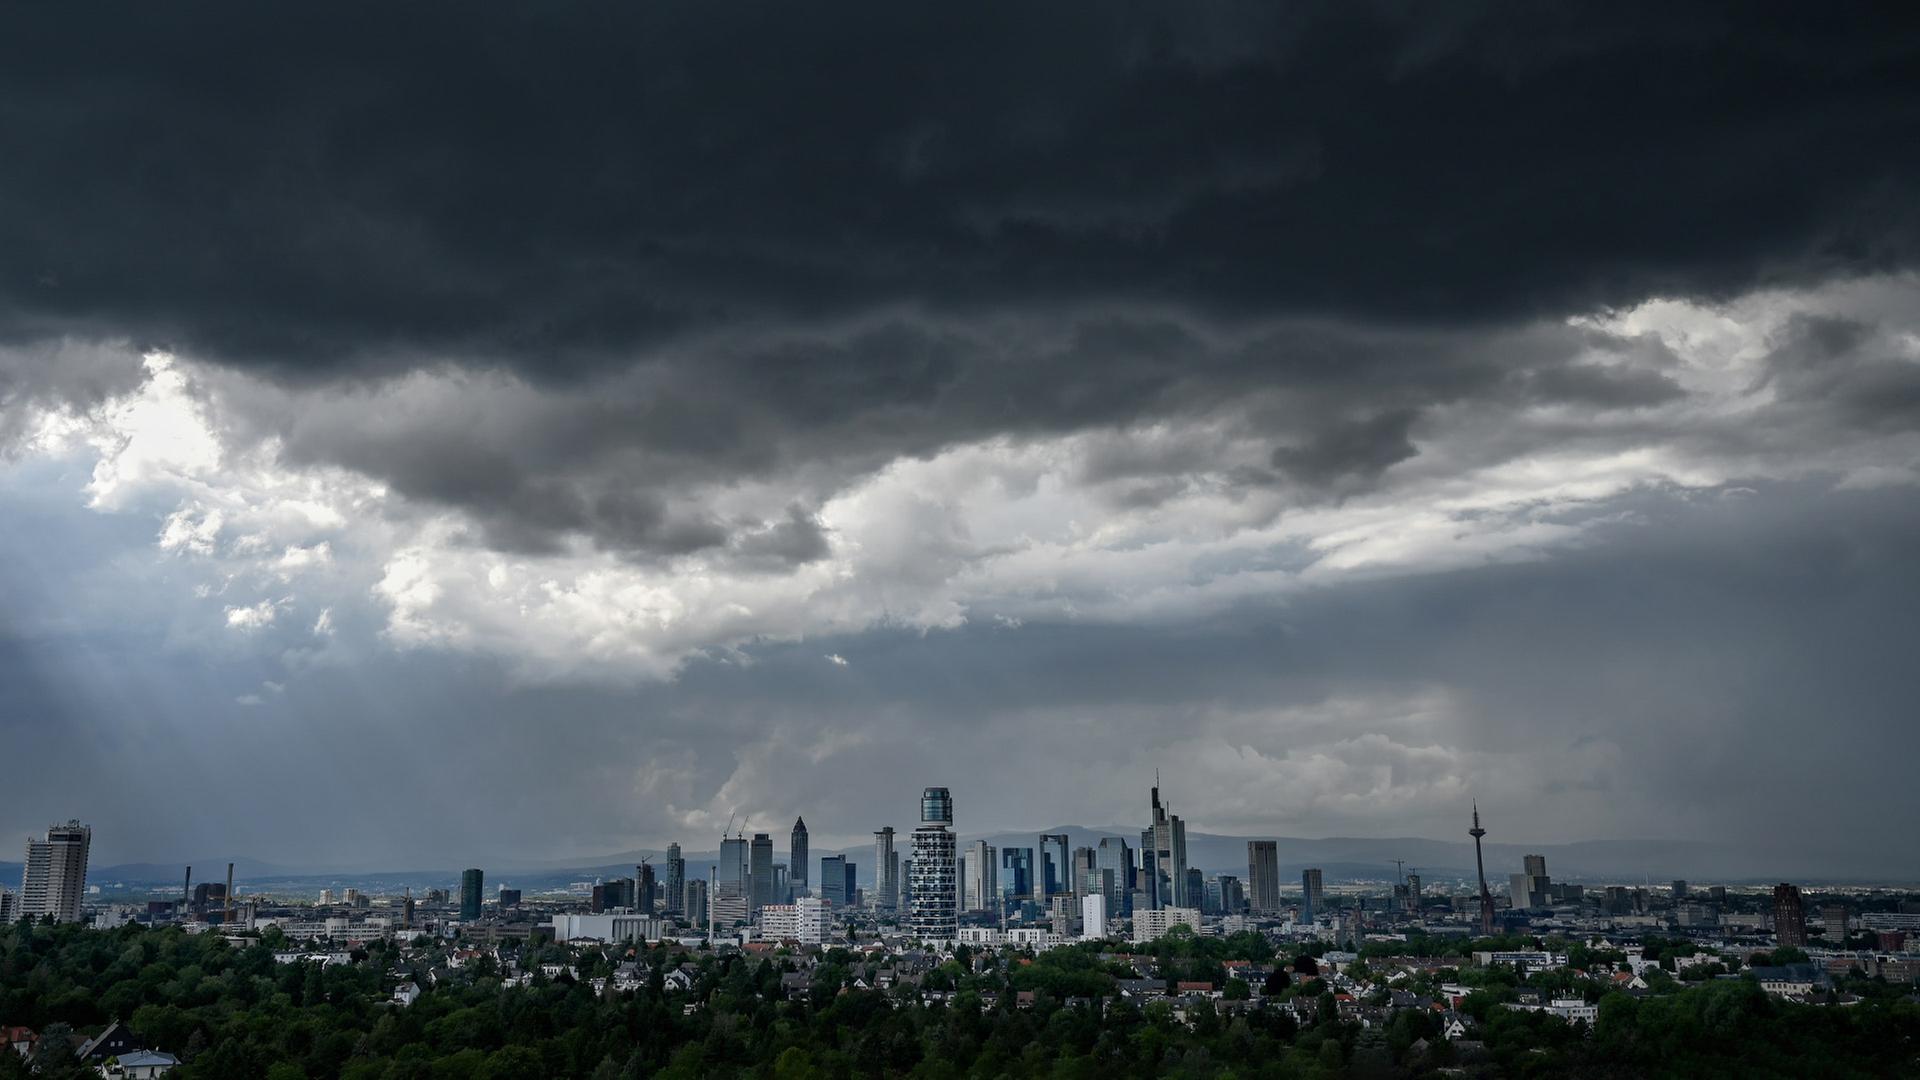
[3,2,1918,377]
[2,3,1919,876]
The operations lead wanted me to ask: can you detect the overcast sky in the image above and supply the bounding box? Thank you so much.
[3,3,1919,872]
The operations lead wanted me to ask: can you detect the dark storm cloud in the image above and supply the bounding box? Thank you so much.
[0,340,146,454]
[1765,313,1920,431]
[1270,408,1420,487]
[2,1,1917,378]
[205,311,1681,554]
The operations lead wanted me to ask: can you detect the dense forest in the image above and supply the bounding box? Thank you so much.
[2,921,1916,1079]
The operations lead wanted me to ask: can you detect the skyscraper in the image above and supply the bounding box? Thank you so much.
[1071,846,1097,899]
[874,827,899,911]
[19,821,89,924]
[1147,781,1189,908]
[1001,847,1035,900]
[1773,883,1808,947]
[718,835,750,897]
[1301,867,1324,924]
[1469,803,1495,935]
[790,817,809,894]
[1096,836,1133,915]
[1247,840,1280,914]
[636,863,658,911]
[665,843,685,915]
[1216,874,1245,915]
[908,787,957,941]
[460,868,484,921]
[750,833,775,911]
[964,840,998,911]
[683,878,707,927]
[1039,833,1070,897]
[820,855,850,907]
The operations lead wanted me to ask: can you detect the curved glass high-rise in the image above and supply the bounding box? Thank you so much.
[908,787,957,940]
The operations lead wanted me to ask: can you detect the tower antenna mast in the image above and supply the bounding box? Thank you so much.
[1469,803,1495,936]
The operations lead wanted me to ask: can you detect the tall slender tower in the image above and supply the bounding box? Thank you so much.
[908,787,957,941]
[664,843,685,915]
[789,818,809,894]
[1470,803,1495,935]
[1147,777,1188,908]
[874,827,898,912]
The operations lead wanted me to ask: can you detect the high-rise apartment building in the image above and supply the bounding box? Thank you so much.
[460,868,484,921]
[19,821,90,924]
[1774,883,1808,947]
[1147,782,1189,908]
[790,818,809,894]
[908,787,957,941]
[874,827,899,911]
[1131,906,1200,943]
[964,840,998,911]
[1247,840,1280,914]
[1081,893,1107,941]
[0,888,16,924]
[750,833,775,911]
[683,878,707,927]
[1039,833,1070,897]
[1301,867,1324,924]
[664,843,685,915]
[758,896,832,946]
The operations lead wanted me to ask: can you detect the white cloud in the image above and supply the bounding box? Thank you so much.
[224,599,280,631]
[8,278,1920,684]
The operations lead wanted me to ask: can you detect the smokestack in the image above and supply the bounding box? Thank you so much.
[225,862,235,926]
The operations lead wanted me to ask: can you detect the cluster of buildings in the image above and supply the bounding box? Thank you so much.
[14,798,1920,985]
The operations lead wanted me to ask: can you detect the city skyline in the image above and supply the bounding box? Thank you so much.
[3,4,1920,875]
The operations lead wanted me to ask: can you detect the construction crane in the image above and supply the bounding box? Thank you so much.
[724,811,737,838]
